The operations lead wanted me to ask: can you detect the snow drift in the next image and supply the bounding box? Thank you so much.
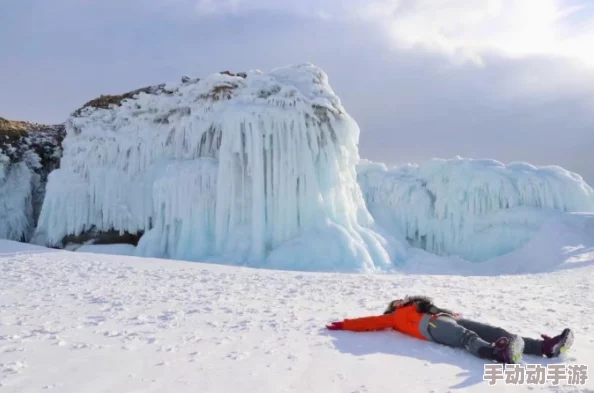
[357,158,594,262]
[34,64,403,271]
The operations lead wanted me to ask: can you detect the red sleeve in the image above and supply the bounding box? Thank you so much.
[341,314,397,332]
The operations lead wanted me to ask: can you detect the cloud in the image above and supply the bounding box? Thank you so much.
[382,0,594,67]
[0,0,593,185]
[170,0,594,67]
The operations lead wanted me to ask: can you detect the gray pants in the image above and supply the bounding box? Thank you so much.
[426,316,543,358]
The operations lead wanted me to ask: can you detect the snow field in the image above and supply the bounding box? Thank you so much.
[0,240,592,393]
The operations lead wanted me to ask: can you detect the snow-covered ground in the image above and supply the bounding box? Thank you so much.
[71,243,137,257]
[1,239,592,393]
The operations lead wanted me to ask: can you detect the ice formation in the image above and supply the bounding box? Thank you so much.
[35,64,403,271]
[357,158,594,262]
[0,119,64,241]
[0,160,34,241]
[21,64,594,269]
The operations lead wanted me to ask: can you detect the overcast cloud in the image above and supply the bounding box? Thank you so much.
[1,0,593,184]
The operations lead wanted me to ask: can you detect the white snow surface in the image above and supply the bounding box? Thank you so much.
[0,237,593,393]
[0,238,56,257]
[357,158,594,262]
[34,64,401,272]
[74,243,138,256]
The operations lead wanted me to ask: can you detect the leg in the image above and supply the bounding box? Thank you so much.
[426,316,497,360]
[427,316,524,363]
[456,318,543,356]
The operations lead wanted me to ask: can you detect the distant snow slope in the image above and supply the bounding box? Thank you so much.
[34,64,403,271]
[358,158,594,262]
[0,238,56,256]
[0,239,592,393]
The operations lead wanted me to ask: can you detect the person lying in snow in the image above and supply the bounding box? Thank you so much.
[326,295,573,364]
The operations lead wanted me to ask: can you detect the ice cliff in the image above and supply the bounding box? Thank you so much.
[0,118,64,241]
[357,158,594,262]
[34,64,403,271]
[4,64,594,270]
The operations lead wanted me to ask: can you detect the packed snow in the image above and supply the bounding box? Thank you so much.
[357,158,594,262]
[0,238,592,393]
[0,238,55,257]
[34,64,402,271]
[73,243,137,256]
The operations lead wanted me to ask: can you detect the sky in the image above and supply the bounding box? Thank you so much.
[1,0,594,185]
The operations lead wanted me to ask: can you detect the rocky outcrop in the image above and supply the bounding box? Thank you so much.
[0,117,64,169]
[71,71,247,118]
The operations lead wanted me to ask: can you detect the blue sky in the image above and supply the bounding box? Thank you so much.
[1,0,594,184]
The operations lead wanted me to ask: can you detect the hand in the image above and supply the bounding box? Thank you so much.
[326,321,344,330]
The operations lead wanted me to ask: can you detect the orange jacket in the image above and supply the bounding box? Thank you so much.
[341,303,429,340]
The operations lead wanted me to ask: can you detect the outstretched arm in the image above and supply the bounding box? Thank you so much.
[327,314,397,332]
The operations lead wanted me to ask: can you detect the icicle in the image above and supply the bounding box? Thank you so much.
[357,158,594,262]
[0,162,34,241]
[34,64,403,271]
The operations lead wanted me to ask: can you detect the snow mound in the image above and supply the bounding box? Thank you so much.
[34,64,403,271]
[357,157,594,262]
[400,212,594,275]
[0,239,58,257]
